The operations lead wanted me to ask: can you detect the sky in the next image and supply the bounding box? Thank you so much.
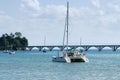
[0,0,120,46]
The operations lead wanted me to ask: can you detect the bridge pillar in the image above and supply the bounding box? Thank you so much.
[48,47,54,51]
[38,47,42,51]
[29,48,32,51]
[95,46,104,51]
[60,47,64,51]
[83,46,91,51]
[110,46,118,51]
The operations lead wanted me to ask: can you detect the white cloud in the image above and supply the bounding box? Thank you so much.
[114,5,120,12]
[1,0,119,45]
[42,5,66,19]
[21,0,40,11]
[0,11,13,23]
[21,4,67,20]
[0,11,5,14]
[90,0,100,8]
[109,4,120,12]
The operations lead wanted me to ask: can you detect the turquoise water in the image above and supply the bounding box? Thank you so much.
[0,50,120,80]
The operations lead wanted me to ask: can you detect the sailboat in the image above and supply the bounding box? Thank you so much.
[3,43,15,54]
[43,36,46,53]
[9,39,16,54]
[3,46,9,53]
[9,50,15,54]
[3,50,9,53]
[3,42,9,53]
[9,45,16,54]
[52,2,89,63]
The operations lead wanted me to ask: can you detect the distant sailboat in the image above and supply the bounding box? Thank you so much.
[9,39,16,54]
[3,44,9,53]
[79,38,84,52]
[3,44,15,54]
[9,45,15,54]
[3,50,9,53]
[43,36,46,53]
[9,50,15,54]
[52,2,89,63]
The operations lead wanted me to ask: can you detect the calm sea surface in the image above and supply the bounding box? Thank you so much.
[0,50,120,80]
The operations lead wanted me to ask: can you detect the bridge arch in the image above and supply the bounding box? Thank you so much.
[32,47,39,50]
[41,47,49,51]
[102,46,113,51]
[63,47,71,50]
[52,47,61,50]
[88,47,98,51]
[116,47,120,51]
[76,47,84,50]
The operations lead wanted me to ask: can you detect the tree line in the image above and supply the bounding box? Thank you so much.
[0,32,28,50]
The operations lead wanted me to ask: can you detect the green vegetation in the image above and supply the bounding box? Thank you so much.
[0,32,28,50]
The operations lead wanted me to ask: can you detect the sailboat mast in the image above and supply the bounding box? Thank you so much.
[66,2,69,50]
[80,38,82,46]
[44,36,46,46]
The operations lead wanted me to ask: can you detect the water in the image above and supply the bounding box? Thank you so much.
[0,50,120,80]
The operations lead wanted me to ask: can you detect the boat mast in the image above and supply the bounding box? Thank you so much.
[80,38,82,50]
[80,38,82,46]
[44,36,46,46]
[43,36,46,51]
[62,2,69,51]
[66,1,69,51]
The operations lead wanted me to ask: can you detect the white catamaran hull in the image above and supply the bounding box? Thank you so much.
[52,56,89,63]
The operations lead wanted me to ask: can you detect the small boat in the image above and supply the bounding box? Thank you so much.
[9,44,16,54]
[52,2,89,63]
[3,50,15,54]
[9,50,16,54]
[3,50,9,53]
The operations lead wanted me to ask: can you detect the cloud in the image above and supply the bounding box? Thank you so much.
[21,3,67,20]
[109,4,120,12]
[0,11,13,23]
[15,0,120,45]
[43,5,66,19]
[114,5,120,12]
[21,0,40,11]
[0,11,5,14]
[19,1,119,30]
[90,0,100,8]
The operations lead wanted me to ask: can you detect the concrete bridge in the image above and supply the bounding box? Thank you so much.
[23,45,120,51]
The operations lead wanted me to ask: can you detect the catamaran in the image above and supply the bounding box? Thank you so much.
[52,2,89,63]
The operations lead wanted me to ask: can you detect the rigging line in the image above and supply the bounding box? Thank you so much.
[63,15,67,50]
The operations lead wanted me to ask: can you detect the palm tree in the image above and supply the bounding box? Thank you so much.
[15,32,22,38]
